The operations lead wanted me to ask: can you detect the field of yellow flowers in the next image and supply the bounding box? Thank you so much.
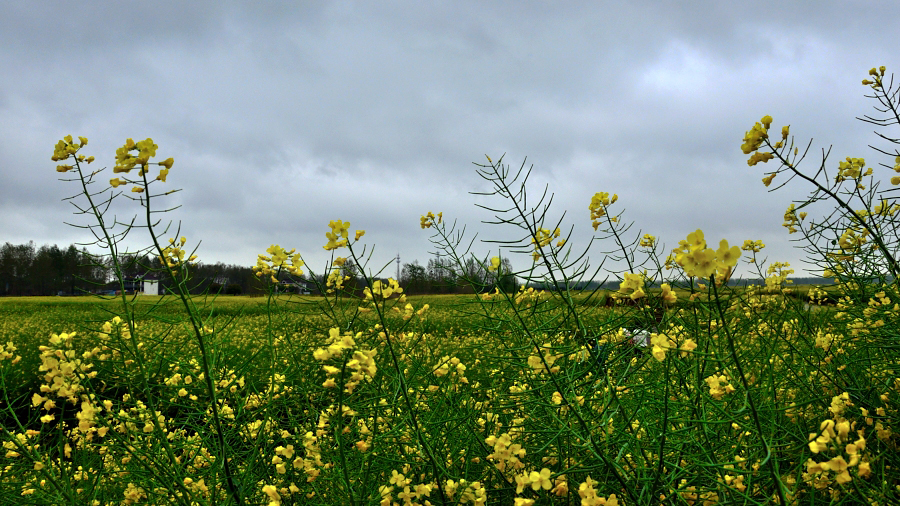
[1,66,898,505]
[1,278,896,505]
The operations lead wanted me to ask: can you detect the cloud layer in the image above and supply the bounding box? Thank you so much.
[3,1,898,281]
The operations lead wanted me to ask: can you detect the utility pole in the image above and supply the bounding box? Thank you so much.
[396,253,400,281]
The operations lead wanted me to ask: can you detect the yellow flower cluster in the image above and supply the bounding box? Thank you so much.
[294,430,328,483]
[530,227,563,261]
[106,137,174,193]
[363,278,403,301]
[866,197,900,216]
[589,192,617,230]
[747,150,775,166]
[514,286,546,305]
[532,227,560,248]
[160,237,198,275]
[379,470,436,505]
[252,244,303,283]
[432,355,468,384]
[764,262,794,292]
[37,332,91,403]
[661,283,677,304]
[312,328,358,362]
[639,233,655,248]
[649,332,676,361]
[742,115,789,167]
[485,432,526,472]
[114,138,156,173]
[313,328,377,394]
[838,226,869,253]
[890,155,900,185]
[618,272,646,300]
[513,468,553,494]
[803,393,871,487]
[741,239,765,253]
[782,203,803,234]
[678,482,718,506]
[420,211,442,229]
[861,66,886,88]
[325,258,350,293]
[835,157,870,182]
[741,118,770,155]
[577,477,618,505]
[52,135,94,171]
[323,220,351,250]
[0,340,21,364]
[526,344,562,374]
[705,372,736,400]
[34,332,107,434]
[442,479,486,505]
[671,229,740,280]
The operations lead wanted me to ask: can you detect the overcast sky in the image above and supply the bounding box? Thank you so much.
[2,1,899,282]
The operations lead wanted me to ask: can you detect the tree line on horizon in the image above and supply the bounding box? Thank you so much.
[1,240,833,297]
[0,241,520,297]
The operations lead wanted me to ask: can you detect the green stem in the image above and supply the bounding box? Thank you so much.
[710,275,787,504]
[142,171,244,505]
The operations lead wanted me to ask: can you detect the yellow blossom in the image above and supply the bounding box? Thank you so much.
[324,220,351,250]
[529,468,553,491]
[661,283,677,304]
[420,211,442,229]
[680,339,697,357]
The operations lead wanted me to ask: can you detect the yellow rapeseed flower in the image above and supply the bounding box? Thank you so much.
[716,239,741,268]
[741,239,765,252]
[420,211,442,229]
[661,283,677,304]
[324,220,351,250]
[741,121,768,154]
[589,192,617,229]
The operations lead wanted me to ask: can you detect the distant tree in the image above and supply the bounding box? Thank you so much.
[490,256,518,294]
[401,261,427,294]
[461,256,490,293]
[0,241,36,295]
[339,259,363,295]
[32,244,57,295]
[426,258,456,293]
